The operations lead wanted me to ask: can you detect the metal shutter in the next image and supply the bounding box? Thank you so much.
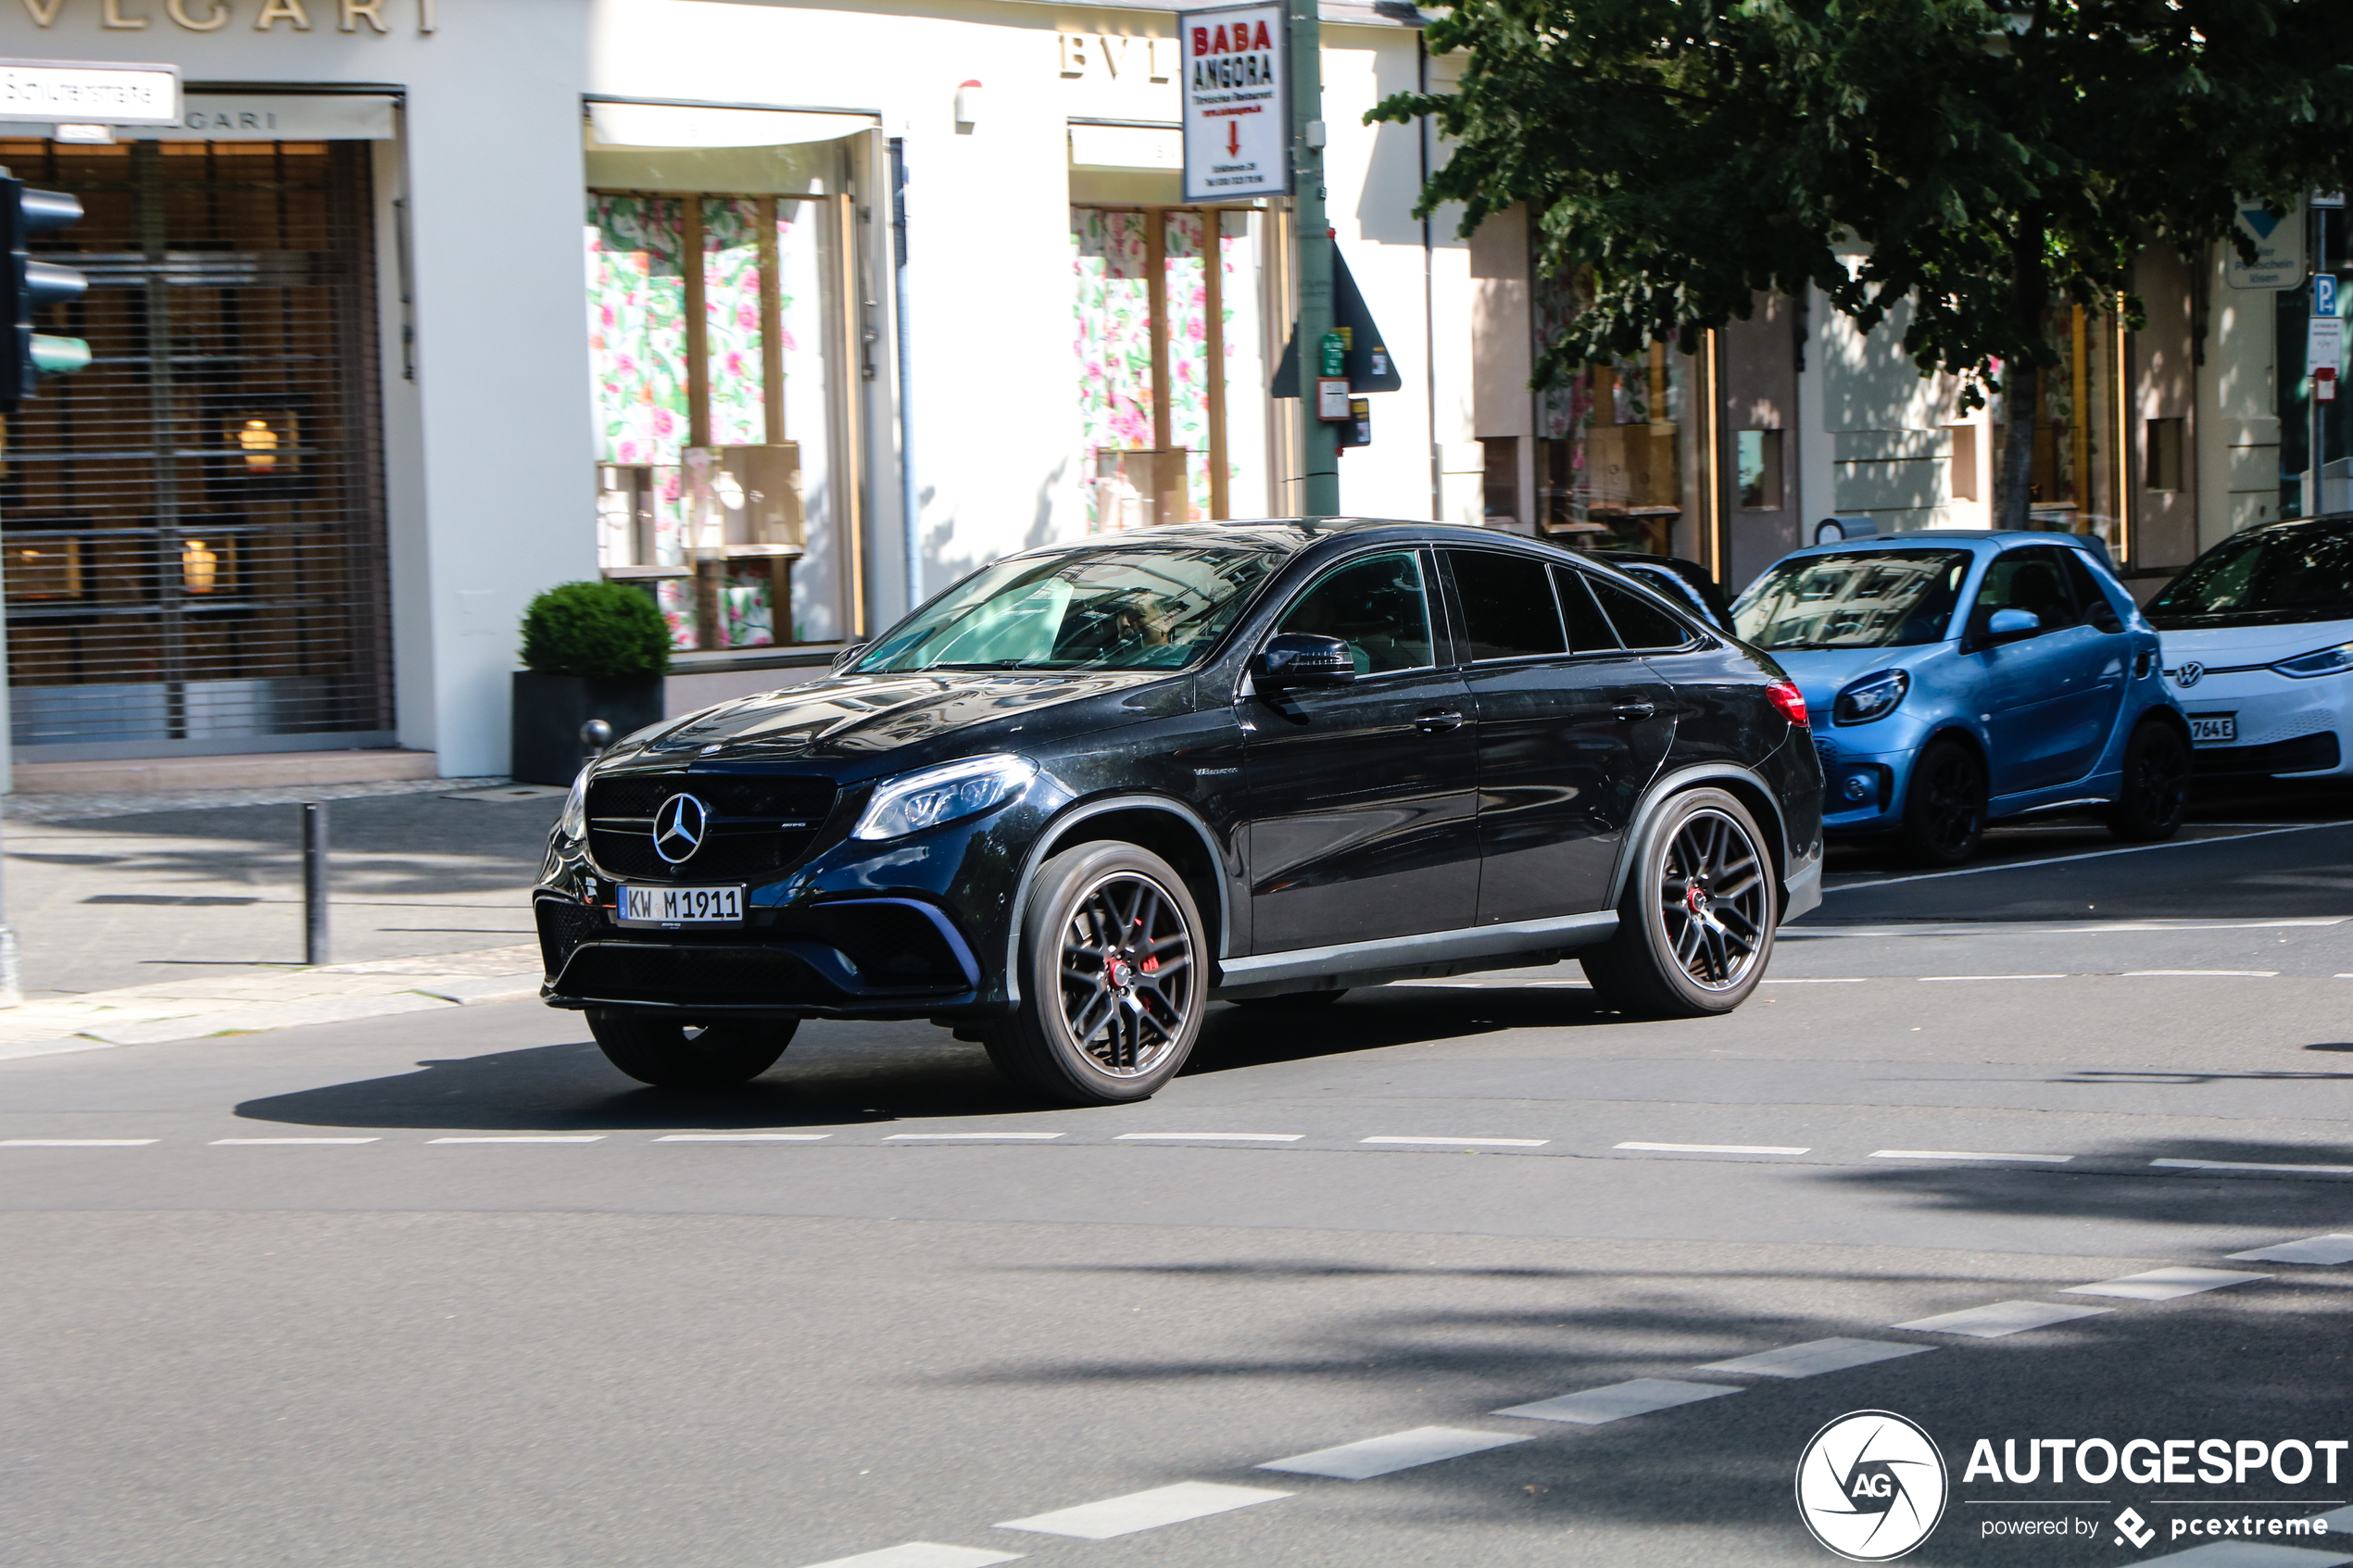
[1,136,393,757]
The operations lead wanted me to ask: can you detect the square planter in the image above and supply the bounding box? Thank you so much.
[511,671,664,785]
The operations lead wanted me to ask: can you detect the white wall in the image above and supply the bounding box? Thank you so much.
[2196,241,2283,552]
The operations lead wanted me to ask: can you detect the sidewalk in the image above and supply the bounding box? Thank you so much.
[0,941,546,1061]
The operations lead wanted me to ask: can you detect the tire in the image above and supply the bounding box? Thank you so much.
[1901,737,1987,866]
[1579,787,1778,1018]
[1232,988,1347,1010]
[983,841,1209,1106]
[2107,720,2190,842]
[587,1010,797,1088]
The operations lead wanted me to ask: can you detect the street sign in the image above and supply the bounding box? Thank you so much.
[0,57,179,127]
[1270,245,1403,396]
[2227,196,2307,290]
[1177,2,1287,203]
[2319,273,2339,319]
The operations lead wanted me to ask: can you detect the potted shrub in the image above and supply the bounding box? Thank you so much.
[511,581,671,784]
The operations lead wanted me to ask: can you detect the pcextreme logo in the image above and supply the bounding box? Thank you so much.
[1796,1411,1950,1562]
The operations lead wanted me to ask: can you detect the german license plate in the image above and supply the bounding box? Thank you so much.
[2189,713,2237,746]
[617,884,744,924]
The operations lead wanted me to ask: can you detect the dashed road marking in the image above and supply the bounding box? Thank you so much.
[2228,1235,2353,1265]
[2153,1158,2353,1177]
[427,1135,604,1144]
[1871,1149,2074,1164]
[656,1133,832,1142]
[1361,1135,1548,1148]
[210,1136,378,1145]
[1697,1337,1934,1379]
[2065,1267,2271,1301]
[997,1482,1290,1539]
[1761,977,1869,984]
[1919,973,2067,982]
[796,1546,1024,1568]
[1256,1425,1529,1479]
[2123,970,2280,978]
[1114,1133,1302,1143]
[1893,1300,2111,1337]
[1494,1378,1742,1425]
[0,1137,156,1146]
[1616,1141,1809,1156]
[884,1133,1062,1141]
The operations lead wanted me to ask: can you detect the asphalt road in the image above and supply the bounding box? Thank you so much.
[6,797,2353,1567]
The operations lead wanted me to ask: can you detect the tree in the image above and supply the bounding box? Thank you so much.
[1374,0,2353,528]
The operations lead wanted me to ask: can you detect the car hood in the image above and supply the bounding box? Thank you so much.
[2156,619,2353,665]
[1761,646,1930,712]
[600,668,1188,781]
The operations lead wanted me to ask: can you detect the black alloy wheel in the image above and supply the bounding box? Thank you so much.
[985,841,1208,1104]
[1582,786,1777,1018]
[1901,736,1987,866]
[2107,720,2191,842]
[586,1011,797,1088]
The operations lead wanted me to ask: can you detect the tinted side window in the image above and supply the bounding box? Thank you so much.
[2058,548,2121,626]
[1554,568,1623,653]
[1277,550,1434,673]
[1447,550,1567,660]
[1975,546,2080,631]
[1590,575,1694,650]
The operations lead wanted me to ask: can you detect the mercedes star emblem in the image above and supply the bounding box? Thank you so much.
[652,793,709,864]
[2175,660,2205,688]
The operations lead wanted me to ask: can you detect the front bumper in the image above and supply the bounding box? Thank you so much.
[1811,725,1920,834]
[2171,671,2353,777]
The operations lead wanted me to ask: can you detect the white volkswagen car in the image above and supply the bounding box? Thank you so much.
[2145,515,2353,778]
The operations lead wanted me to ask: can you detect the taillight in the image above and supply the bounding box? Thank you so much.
[1766,680,1809,728]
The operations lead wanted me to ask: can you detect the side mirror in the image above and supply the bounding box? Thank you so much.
[1253,632,1354,687]
[831,641,869,673]
[1987,607,2041,638]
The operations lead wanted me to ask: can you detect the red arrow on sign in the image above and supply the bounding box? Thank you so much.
[1227,119,1240,157]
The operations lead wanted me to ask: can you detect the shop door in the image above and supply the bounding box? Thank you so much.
[3,138,392,755]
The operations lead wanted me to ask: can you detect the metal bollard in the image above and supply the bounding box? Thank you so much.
[580,718,613,766]
[301,801,329,967]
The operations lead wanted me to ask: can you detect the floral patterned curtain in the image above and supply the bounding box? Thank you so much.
[701,198,768,449]
[1164,212,1212,521]
[1073,209,1156,531]
[585,194,696,646]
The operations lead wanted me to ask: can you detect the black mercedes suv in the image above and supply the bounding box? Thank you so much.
[535,521,1824,1104]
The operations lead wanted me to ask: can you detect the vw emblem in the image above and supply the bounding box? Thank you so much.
[652,793,709,864]
[2175,660,2205,689]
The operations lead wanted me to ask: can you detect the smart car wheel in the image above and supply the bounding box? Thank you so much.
[1901,737,1986,866]
[1581,787,1776,1018]
[2107,719,2190,842]
[587,1010,797,1088]
[985,841,1207,1106]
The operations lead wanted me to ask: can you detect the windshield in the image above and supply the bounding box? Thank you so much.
[853,545,1281,674]
[1732,549,1973,650]
[2147,524,2353,628]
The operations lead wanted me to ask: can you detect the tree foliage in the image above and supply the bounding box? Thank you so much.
[1375,0,2353,520]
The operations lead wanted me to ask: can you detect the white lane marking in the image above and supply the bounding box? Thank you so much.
[427,1135,604,1144]
[1697,1337,1934,1379]
[1893,1300,2111,1337]
[1761,977,1869,984]
[1830,820,2353,890]
[2133,1541,2351,1565]
[0,1138,157,1147]
[2154,1158,2353,1176]
[1255,1425,1529,1480]
[1494,1378,1742,1425]
[1114,1133,1303,1143]
[884,1133,1062,1141]
[1362,1135,1549,1148]
[2065,1267,2271,1301]
[1918,973,2066,982]
[1616,1141,1809,1156]
[656,1133,832,1142]
[2123,970,2280,978]
[997,1482,1290,1539]
[2228,1235,2353,1266]
[1794,917,2346,938]
[210,1137,379,1145]
[795,1546,1025,1568]
[1871,1149,2074,1164]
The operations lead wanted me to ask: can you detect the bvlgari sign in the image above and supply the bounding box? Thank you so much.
[1176,1,1286,203]
[0,56,179,123]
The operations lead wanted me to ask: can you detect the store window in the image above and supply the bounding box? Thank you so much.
[1071,205,1268,528]
[1530,268,1692,555]
[585,115,862,650]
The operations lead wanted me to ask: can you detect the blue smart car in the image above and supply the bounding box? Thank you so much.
[1730,533,2190,864]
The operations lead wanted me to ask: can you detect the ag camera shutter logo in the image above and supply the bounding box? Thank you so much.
[1796,1410,1949,1561]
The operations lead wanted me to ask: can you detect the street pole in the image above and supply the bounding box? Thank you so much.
[1288,0,1340,518]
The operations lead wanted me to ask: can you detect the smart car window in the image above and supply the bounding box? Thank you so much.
[1590,575,1693,650]
[1551,568,1623,653]
[2057,548,2121,625]
[1974,546,2078,632]
[1732,549,1972,649]
[854,545,1279,673]
[2147,524,2353,627]
[1447,551,1567,661]
[1277,551,1434,674]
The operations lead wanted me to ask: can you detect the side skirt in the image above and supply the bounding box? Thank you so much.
[1214,910,1618,997]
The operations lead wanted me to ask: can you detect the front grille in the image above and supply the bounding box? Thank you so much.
[557,943,831,1005]
[2193,730,2342,776]
[585,771,837,883]
[534,897,604,980]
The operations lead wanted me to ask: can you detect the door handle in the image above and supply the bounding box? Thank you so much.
[1611,702,1657,721]
[1414,709,1465,734]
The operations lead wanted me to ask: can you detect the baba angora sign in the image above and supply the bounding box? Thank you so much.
[1177,3,1288,204]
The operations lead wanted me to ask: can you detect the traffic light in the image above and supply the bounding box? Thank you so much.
[1,171,91,413]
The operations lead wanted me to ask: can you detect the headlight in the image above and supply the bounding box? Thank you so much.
[559,766,590,841]
[1833,669,1909,724]
[2271,642,2353,679]
[852,754,1037,840]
